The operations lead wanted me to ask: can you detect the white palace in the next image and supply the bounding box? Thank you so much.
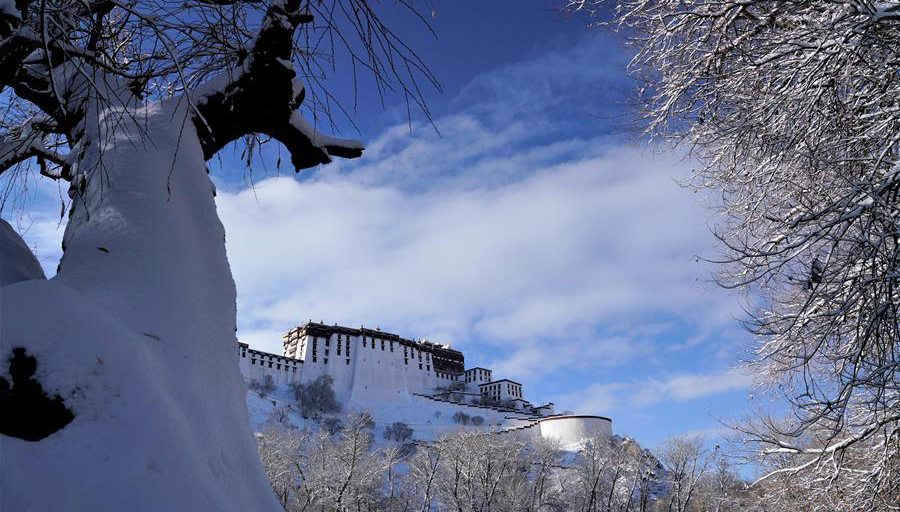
[239,321,554,415]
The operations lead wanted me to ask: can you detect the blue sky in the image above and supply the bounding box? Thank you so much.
[8,1,757,448]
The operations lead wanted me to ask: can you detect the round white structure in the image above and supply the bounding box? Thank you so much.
[538,415,612,446]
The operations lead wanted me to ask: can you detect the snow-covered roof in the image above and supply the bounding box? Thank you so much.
[478,379,523,387]
[238,342,302,364]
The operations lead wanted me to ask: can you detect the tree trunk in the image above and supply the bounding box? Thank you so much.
[0,97,281,512]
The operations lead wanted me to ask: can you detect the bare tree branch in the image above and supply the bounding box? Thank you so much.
[571,1,900,508]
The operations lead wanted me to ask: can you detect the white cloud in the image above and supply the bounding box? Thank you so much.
[211,33,747,397]
[7,33,749,425]
[558,368,754,415]
[216,143,730,361]
[633,369,754,405]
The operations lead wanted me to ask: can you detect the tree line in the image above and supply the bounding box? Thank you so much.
[256,412,764,512]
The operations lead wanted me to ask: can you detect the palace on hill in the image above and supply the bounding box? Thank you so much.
[238,321,554,415]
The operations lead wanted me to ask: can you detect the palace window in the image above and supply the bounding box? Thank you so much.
[363,340,367,347]
[325,349,329,356]
[325,339,330,347]
[324,358,328,364]
[277,363,281,370]
[268,362,272,368]
[426,365,430,371]
[337,347,341,356]
[404,359,408,365]
[251,359,256,365]
[418,363,422,370]
[346,359,350,365]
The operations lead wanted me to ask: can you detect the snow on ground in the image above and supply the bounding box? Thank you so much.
[0,219,45,285]
[246,381,534,443]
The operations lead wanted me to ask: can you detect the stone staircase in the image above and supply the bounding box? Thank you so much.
[498,418,542,434]
[411,392,542,418]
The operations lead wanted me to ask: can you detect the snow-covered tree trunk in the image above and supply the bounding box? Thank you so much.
[2,95,283,512]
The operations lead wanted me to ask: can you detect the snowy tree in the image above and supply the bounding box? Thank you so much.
[251,374,277,397]
[291,374,341,419]
[569,1,900,509]
[518,437,568,512]
[384,421,413,442]
[256,427,304,510]
[430,429,526,512]
[452,410,471,425]
[406,437,445,512]
[656,436,709,512]
[693,451,752,512]
[566,435,633,512]
[0,0,434,510]
[255,412,400,512]
[318,412,383,511]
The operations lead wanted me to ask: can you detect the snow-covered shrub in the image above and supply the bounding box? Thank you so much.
[290,375,341,419]
[452,411,470,425]
[475,396,501,408]
[261,374,275,394]
[384,421,413,442]
[320,416,344,435]
[267,407,292,428]
[435,382,467,402]
[470,415,484,426]
[249,374,276,398]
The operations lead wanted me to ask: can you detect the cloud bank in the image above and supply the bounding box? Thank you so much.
[10,33,752,444]
[215,35,751,427]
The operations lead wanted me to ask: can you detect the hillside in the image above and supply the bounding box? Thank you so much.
[245,381,543,443]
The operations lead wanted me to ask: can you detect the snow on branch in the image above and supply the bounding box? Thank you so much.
[0,0,441,188]
[0,0,20,20]
[289,112,363,158]
[0,117,70,179]
[192,0,363,169]
[576,1,900,509]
